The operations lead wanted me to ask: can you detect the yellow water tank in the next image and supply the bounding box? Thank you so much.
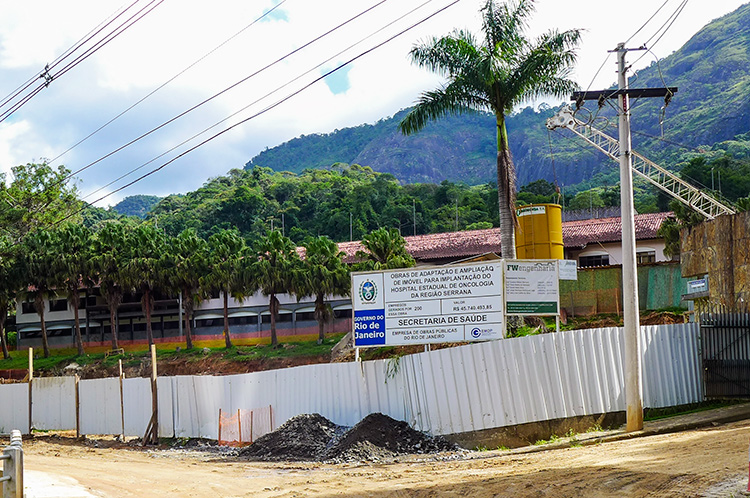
[515,203,563,260]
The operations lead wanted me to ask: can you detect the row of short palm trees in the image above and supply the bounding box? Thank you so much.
[0,220,412,360]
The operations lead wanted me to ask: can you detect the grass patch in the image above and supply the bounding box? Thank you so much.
[644,400,746,421]
[0,333,346,375]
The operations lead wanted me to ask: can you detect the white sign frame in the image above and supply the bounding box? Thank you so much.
[352,262,505,348]
[503,260,560,316]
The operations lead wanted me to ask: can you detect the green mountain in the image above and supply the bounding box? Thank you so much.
[246,3,750,189]
[112,195,162,218]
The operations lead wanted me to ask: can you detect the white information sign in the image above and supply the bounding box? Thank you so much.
[352,262,504,347]
[559,260,578,281]
[504,260,560,315]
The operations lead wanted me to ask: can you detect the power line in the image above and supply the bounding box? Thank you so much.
[0,0,141,111]
[49,0,290,165]
[624,0,672,45]
[81,0,440,202]
[632,0,689,67]
[0,0,165,124]
[57,0,462,223]
[58,0,392,186]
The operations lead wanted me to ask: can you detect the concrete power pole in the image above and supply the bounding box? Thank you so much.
[616,43,643,432]
[571,44,677,433]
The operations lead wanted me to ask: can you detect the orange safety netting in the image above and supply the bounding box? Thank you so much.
[218,405,274,446]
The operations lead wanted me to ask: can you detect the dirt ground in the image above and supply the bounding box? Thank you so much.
[18,418,750,498]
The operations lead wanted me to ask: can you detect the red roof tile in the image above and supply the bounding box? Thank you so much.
[563,211,671,248]
[339,212,672,263]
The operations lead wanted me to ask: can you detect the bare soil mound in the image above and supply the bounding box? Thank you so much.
[324,413,457,462]
[240,412,456,462]
[239,413,341,461]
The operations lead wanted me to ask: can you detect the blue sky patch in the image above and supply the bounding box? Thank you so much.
[322,65,351,95]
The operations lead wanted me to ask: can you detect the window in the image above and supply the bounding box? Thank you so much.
[78,296,98,309]
[296,311,316,322]
[21,302,36,315]
[579,254,609,268]
[228,315,257,326]
[196,318,217,328]
[49,299,68,312]
[262,313,293,324]
[637,250,656,264]
[334,308,352,319]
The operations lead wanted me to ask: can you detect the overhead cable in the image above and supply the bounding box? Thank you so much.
[57,0,463,222]
[81,0,439,201]
[58,0,391,185]
[49,0,290,165]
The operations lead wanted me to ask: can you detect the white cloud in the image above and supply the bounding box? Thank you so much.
[0,0,746,204]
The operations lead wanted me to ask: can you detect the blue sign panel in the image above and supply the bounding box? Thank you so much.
[354,309,386,346]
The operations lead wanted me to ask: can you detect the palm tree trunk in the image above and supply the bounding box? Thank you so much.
[270,294,279,348]
[109,305,119,350]
[0,302,9,360]
[183,291,194,350]
[143,289,154,346]
[223,290,232,348]
[35,295,50,358]
[316,294,326,345]
[496,114,517,259]
[72,291,84,356]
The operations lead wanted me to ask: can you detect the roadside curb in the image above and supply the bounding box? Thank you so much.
[466,403,750,460]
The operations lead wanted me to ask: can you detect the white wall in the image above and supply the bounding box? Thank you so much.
[567,239,669,266]
[0,323,703,438]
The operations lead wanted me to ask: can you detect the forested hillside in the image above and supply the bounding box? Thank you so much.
[246,3,750,190]
[148,165,501,242]
[112,195,162,218]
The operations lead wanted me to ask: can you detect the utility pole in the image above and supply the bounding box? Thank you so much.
[413,199,417,236]
[616,43,642,433]
[350,212,353,241]
[572,43,677,433]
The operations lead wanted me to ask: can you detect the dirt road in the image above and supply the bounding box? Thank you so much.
[21,419,750,498]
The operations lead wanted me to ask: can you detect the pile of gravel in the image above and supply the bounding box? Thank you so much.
[323,413,456,462]
[239,413,342,461]
[240,412,456,463]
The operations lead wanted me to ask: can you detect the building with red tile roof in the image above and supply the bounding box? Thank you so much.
[340,212,674,268]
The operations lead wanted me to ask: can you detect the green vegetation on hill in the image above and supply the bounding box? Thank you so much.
[112,195,162,218]
[149,165,500,242]
[245,3,750,198]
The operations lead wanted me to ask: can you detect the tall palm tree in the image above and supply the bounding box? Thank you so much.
[0,240,21,359]
[355,227,415,270]
[298,236,351,344]
[202,229,246,349]
[164,229,209,350]
[399,0,581,258]
[122,224,167,346]
[20,229,58,358]
[91,221,131,351]
[53,223,93,356]
[251,230,300,348]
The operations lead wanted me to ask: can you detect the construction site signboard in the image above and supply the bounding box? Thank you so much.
[504,260,560,315]
[352,262,504,348]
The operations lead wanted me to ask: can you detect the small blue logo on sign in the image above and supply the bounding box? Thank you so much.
[470,327,482,339]
[359,279,377,303]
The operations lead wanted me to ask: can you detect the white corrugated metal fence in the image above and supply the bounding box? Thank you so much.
[0,323,703,438]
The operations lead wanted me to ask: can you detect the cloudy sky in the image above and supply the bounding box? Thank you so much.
[0,0,746,206]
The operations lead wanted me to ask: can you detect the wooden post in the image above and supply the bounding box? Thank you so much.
[142,344,159,445]
[27,348,33,434]
[218,408,222,444]
[150,344,158,442]
[237,409,242,446]
[75,375,80,438]
[119,359,125,440]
